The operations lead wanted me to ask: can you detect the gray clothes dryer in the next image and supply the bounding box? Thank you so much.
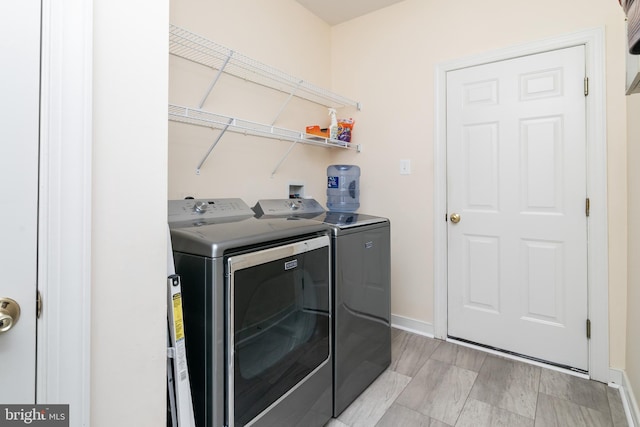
[253,199,391,417]
[169,198,333,427]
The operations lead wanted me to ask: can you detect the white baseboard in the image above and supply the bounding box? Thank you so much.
[391,314,434,338]
[610,368,640,427]
[610,368,624,386]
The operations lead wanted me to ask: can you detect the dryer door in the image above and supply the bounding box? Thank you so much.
[227,235,331,427]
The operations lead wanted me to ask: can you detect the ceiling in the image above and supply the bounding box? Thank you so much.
[295,0,406,26]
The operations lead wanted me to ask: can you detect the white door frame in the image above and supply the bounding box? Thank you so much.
[37,0,92,423]
[433,28,609,382]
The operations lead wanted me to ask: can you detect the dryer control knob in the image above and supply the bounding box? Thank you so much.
[288,201,299,210]
[193,201,209,213]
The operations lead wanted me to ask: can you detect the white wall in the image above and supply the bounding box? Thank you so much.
[331,0,629,369]
[168,0,349,204]
[92,1,169,425]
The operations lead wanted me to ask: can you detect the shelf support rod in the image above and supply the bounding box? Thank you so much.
[271,140,299,177]
[198,51,234,109]
[270,80,303,126]
[196,117,234,175]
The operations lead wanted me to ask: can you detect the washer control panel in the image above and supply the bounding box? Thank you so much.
[168,198,253,223]
[253,198,325,217]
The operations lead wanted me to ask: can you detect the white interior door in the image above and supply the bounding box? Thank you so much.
[446,46,588,371]
[0,0,41,402]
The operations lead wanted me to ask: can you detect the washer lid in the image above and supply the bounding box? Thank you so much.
[319,211,389,229]
[252,198,389,229]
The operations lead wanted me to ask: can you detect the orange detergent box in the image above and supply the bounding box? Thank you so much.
[305,125,329,138]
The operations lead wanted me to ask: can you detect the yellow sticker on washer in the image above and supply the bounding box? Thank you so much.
[172,293,185,341]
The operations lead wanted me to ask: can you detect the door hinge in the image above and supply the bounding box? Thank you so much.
[586,198,590,217]
[584,77,589,96]
[586,318,591,339]
[36,291,42,319]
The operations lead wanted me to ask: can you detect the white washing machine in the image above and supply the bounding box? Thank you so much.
[169,198,333,427]
[253,198,391,417]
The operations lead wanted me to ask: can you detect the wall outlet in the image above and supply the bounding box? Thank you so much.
[400,159,411,175]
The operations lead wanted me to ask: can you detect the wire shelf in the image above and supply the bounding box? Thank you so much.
[169,24,360,109]
[169,104,357,150]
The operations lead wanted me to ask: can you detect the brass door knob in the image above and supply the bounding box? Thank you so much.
[450,213,461,224]
[0,298,20,333]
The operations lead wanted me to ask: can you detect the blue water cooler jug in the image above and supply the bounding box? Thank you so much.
[326,165,360,212]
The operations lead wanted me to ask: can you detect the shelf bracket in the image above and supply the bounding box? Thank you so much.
[196,117,234,175]
[271,80,303,126]
[198,50,234,109]
[271,140,299,177]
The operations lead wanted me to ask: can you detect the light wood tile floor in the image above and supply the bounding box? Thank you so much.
[325,328,628,427]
